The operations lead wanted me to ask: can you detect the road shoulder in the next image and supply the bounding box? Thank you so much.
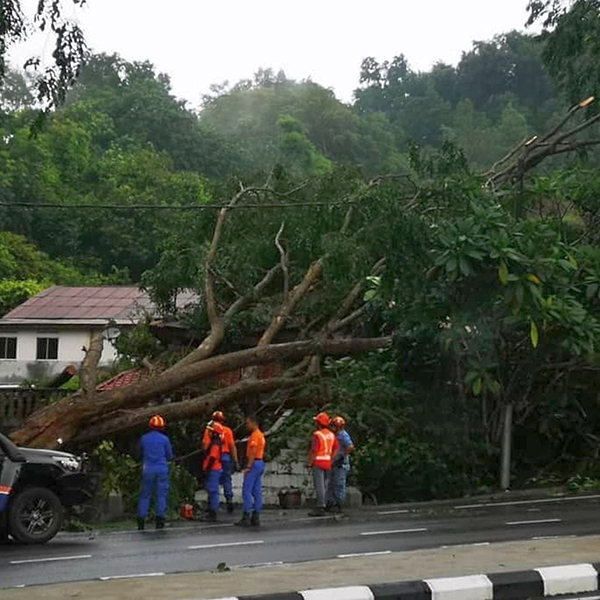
[4,534,600,600]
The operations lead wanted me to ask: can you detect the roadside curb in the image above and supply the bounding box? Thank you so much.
[203,562,600,599]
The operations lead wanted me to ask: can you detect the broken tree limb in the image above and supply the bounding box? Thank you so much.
[256,258,324,348]
[75,374,314,441]
[256,206,355,349]
[275,221,289,302]
[80,331,104,398]
[10,336,391,449]
[170,188,249,371]
[329,257,386,332]
[484,97,600,186]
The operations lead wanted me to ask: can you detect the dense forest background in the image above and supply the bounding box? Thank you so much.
[3,0,600,503]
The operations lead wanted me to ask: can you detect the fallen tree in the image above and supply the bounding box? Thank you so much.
[11,180,395,449]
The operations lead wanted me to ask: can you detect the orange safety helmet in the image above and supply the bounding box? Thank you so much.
[212,410,226,423]
[149,415,166,430]
[331,416,346,429]
[314,412,331,427]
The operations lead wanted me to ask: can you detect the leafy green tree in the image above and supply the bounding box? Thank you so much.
[528,0,600,104]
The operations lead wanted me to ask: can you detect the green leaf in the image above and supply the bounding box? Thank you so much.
[363,289,378,302]
[498,260,509,285]
[472,377,483,395]
[530,320,539,349]
[459,256,471,276]
[465,370,479,385]
[487,379,501,395]
[586,283,599,301]
[446,256,457,274]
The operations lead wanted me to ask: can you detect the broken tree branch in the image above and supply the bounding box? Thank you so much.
[275,221,289,302]
[11,336,392,449]
[75,375,314,441]
[80,331,104,398]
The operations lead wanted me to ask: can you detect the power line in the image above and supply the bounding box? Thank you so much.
[0,201,359,210]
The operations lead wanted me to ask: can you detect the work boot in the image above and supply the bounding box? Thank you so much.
[155,516,165,530]
[206,510,217,522]
[308,507,326,517]
[251,511,260,527]
[137,517,145,531]
[226,500,234,514]
[235,512,251,527]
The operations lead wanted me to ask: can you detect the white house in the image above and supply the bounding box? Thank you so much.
[0,286,194,386]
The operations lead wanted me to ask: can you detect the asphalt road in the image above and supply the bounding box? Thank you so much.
[2,493,600,589]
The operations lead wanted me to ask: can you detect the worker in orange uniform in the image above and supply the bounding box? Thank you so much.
[204,411,239,513]
[307,412,338,517]
[236,415,266,527]
[202,420,224,521]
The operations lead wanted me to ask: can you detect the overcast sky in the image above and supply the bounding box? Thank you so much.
[12,0,534,107]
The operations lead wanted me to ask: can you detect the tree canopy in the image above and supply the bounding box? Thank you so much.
[3,20,600,501]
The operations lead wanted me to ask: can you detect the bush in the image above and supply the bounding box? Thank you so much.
[91,440,195,519]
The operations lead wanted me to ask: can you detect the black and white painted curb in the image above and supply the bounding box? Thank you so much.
[203,562,600,599]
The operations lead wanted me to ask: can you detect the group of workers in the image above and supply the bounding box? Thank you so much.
[135,410,354,529]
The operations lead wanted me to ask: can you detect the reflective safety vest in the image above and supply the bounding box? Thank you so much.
[312,429,336,470]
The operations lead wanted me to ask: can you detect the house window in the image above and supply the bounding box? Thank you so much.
[36,337,59,360]
[0,337,17,359]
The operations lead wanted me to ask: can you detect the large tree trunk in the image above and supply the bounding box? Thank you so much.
[11,337,390,449]
[75,374,313,441]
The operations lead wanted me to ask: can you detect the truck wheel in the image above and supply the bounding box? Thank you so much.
[8,488,63,544]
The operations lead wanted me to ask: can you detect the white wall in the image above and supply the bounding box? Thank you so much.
[0,328,119,384]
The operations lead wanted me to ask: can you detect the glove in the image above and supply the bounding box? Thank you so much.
[334,456,345,468]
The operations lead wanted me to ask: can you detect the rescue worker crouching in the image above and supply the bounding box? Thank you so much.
[137,415,173,531]
[203,420,225,521]
[204,410,239,514]
[236,415,265,528]
[328,415,355,513]
[307,412,338,517]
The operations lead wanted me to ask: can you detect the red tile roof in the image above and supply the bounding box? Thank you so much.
[97,369,150,391]
[2,287,198,322]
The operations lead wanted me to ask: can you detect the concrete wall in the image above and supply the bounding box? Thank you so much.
[0,328,118,384]
[195,447,362,509]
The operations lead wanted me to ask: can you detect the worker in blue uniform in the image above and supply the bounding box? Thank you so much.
[137,414,173,530]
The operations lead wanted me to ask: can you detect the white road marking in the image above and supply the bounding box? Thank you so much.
[108,523,234,535]
[337,551,392,558]
[188,540,264,550]
[99,572,164,581]
[10,554,92,565]
[455,493,600,510]
[377,509,410,515]
[440,542,490,549]
[233,561,284,569]
[360,527,428,536]
[532,534,576,541]
[506,518,562,526]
